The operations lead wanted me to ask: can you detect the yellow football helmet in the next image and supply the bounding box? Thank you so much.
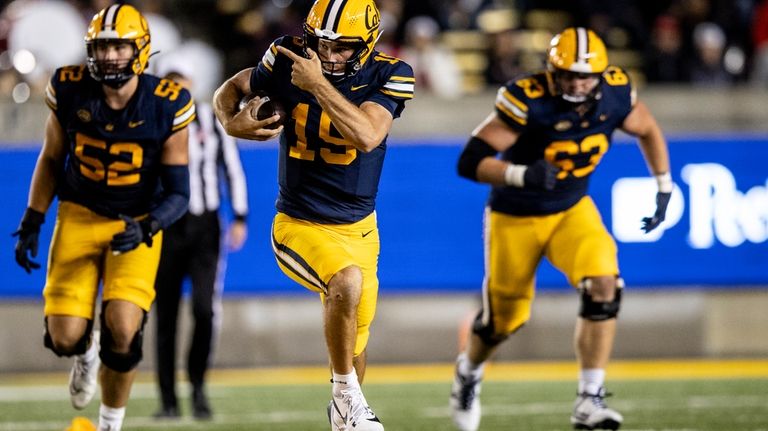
[85,4,151,88]
[547,27,608,103]
[303,0,381,81]
[548,27,608,74]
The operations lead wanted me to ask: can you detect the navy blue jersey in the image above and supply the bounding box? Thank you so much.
[491,67,634,215]
[250,36,414,224]
[45,65,195,218]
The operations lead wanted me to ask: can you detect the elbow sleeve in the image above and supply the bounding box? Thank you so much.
[457,136,498,180]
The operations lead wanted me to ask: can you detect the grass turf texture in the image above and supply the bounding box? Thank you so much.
[1,360,767,430]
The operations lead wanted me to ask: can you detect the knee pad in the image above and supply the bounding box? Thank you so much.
[43,317,93,357]
[99,308,147,372]
[578,277,624,321]
[471,310,515,347]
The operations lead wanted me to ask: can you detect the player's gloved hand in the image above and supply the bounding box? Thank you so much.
[110,215,155,253]
[524,160,559,190]
[12,207,45,273]
[641,191,672,233]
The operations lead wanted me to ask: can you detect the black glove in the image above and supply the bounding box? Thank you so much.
[110,215,157,253]
[524,160,559,190]
[641,191,672,233]
[12,208,45,273]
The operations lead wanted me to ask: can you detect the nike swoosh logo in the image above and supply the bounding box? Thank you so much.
[351,84,368,91]
[128,120,145,128]
[362,230,374,237]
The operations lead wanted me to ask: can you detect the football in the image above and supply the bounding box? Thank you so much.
[238,90,286,129]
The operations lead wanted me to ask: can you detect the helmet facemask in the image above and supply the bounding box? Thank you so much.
[551,69,602,104]
[86,39,141,89]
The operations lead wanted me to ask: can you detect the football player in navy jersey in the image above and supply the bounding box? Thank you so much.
[12,4,194,430]
[213,0,413,429]
[450,28,672,431]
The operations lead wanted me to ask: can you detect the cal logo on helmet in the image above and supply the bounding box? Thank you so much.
[303,0,381,81]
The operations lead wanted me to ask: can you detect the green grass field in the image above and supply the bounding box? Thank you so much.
[1,360,767,431]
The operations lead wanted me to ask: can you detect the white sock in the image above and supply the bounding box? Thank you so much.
[82,335,98,362]
[578,368,605,395]
[331,371,359,396]
[457,352,484,379]
[98,404,125,431]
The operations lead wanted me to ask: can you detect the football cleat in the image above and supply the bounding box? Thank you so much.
[327,400,343,431]
[570,387,623,430]
[69,330,100,410]
[327,385,384,430]
[449,357,482,431]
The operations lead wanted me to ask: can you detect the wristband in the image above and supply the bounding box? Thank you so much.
[503,164,526,187]
[655,172,673,193]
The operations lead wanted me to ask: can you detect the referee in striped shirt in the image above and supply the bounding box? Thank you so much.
[153,71,249,420]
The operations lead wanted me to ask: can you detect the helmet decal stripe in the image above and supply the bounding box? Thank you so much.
[324,0,349,32]
[321,0,336,30]
[103,4,122,32]
[576,27,588,65]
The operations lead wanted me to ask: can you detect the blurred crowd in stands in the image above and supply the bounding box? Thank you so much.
[2,0,768,103]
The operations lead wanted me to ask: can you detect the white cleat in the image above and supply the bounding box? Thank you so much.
[69,330,100,410]
[449,361,482,431]
[327,385,384,431]
[570,387,623,430]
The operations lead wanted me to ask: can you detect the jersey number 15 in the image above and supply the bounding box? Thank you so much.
[288,103,357,165]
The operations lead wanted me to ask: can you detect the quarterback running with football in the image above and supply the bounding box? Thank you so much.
[213,0,413,429]
[450,27,672,431]
[12,4,194,430]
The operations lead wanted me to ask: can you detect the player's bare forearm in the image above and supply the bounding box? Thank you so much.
[213,74,247,129]
[28,114,66,213]
[638,131,670,176]
[161,128,189,165]
[476,157,510,186]
[275,44,390,151]
[214,70,283,141]
[312,81,391,152]
[622,101,670,175]
[27,155,59,214]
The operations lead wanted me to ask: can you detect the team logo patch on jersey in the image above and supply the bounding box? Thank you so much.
[77,109,92,123]
[554,120,572,131]
[105,124,114,132]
